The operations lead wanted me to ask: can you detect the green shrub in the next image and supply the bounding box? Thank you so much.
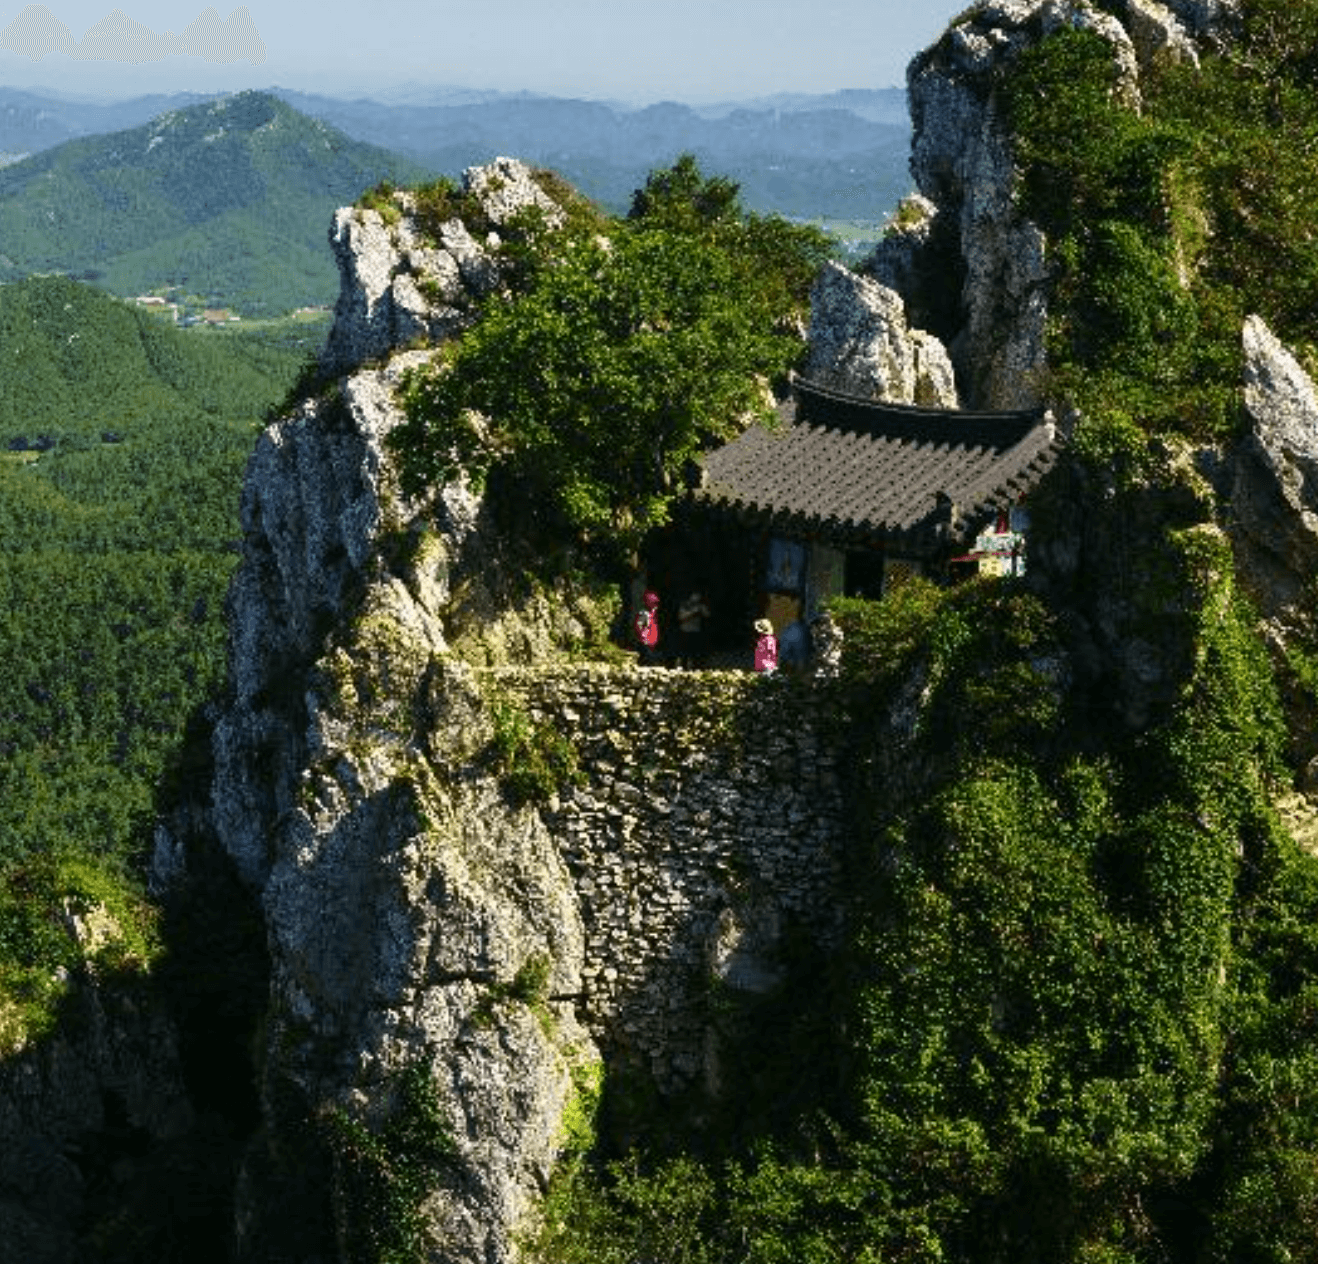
[0,850,162,1052]
[411,175,479,241]
[488,700,583,805]
[323,1059,458,1264]
[356,180,402,226]
[1004,6,1318,445]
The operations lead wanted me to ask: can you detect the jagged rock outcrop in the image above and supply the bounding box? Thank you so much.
[179,152,860,1264]
[250,638,595,1264]
[939,2,1139,103]
[165,160,615,1264]
[1231,315,1318,637]
[463,155,565,229]
[211,350,446,889]
[863,193,938,298]
[807,260,959,406]
[1127,0,1201,72]
[0,948,192,1264]
[321,156,559,374]
[905,7,1054,407]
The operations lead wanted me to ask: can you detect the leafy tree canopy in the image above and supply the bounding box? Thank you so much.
[392,157,831,559]
[627,151,742,230]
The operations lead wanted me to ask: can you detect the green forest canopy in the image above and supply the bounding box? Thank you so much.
[0,275,320,1047]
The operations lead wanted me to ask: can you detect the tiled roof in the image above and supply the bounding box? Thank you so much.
[695,378,1061,554]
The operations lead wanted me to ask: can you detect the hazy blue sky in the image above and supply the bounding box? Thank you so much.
[0,1,970,102]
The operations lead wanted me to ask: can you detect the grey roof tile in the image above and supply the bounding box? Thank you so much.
[695,378,1061,553]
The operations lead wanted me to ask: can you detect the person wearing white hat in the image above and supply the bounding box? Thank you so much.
[753,618,778,674]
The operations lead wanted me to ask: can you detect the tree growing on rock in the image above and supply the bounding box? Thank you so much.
[391,158,830,560]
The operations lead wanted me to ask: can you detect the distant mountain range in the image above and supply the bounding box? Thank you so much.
[0,82,912,219]
[267,88,911,218]
[0,84,913,315]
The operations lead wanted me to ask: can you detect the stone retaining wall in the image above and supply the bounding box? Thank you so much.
[482,664,849,1091]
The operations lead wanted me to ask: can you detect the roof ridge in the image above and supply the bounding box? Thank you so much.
[794,376,1046,425]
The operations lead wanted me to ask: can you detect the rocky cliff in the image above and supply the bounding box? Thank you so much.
[869,0,1236,409]
[0,931,193,1264]
[806,259,959,406]
[155,5,1318,1261]
[155,158,856,1264]
[182,161,597,1264]
[810,1,1236,410]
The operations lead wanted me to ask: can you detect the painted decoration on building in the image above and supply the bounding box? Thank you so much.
[766,537,806,594]
[973,510,1026,576]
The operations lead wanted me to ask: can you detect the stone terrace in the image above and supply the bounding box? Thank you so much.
[482,664,850,1090]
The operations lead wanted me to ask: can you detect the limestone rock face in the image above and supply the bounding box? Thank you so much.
[863,194,938,299]
[464,154,566,229]
[322,209,469,372]
[899,0,1234,408]
[204,341,602,1261]
[1232,316,1318,633]
[250,638,594,1264]
[162,155,622,1263]
[212,350,445,888]
[807,260,959,407]
[906,7,1054,407]
[322,157,562,374]
[1162,0,1240,38]
[1127,0,1200,72]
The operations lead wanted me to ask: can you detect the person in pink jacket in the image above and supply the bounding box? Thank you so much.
[634,590,661,665]
[753,618,778,674]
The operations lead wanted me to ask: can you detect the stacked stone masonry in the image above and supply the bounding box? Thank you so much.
[481,664,849,1091]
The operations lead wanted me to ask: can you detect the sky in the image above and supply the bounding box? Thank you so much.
[0,1,970,103]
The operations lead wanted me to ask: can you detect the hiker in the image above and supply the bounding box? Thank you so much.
[676,589,711,667]
[753,618,778,674]
[634,590,661,665]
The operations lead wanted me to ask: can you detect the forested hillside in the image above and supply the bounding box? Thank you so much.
[504,6,1318,1263]
[0,275,320,1047]
[0,91,429,315]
